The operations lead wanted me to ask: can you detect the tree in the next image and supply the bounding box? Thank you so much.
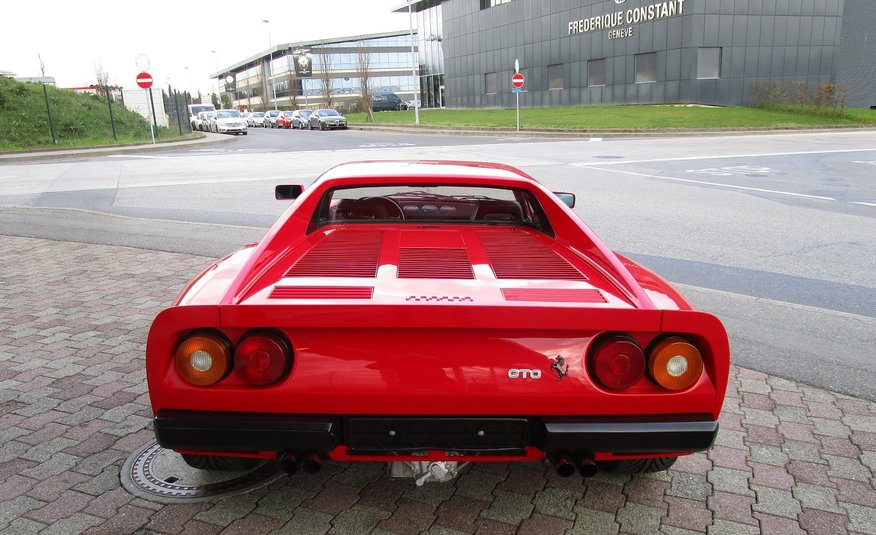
[317,44,334,109]
[356,41,374,122]
[94,61,110,99]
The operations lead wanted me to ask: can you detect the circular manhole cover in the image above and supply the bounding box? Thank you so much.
[121,442,284,503]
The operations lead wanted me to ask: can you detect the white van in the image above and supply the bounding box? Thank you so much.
[188,104,216,129]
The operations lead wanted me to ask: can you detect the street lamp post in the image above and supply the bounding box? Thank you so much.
[408,0,419,124]
[263,19,278,109]
[210,50,220,106]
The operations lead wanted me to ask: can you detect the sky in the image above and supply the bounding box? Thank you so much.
[1,0,414,95]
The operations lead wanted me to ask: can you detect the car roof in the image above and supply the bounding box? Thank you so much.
[317,160,537,184]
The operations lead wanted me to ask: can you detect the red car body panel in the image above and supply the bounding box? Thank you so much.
[146,160,730,465]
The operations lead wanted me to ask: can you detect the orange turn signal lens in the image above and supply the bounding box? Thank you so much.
[174,332,232,386]
[648,337,704,391]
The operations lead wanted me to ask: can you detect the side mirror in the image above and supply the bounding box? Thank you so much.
[275,185,304,200]
[554,192,576,208]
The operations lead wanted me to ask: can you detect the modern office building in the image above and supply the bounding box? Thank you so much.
[213,30,419,111]
[399,0,876,109]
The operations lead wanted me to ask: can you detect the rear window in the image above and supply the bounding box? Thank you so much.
[190,105,215,115]
[315,185,549,231]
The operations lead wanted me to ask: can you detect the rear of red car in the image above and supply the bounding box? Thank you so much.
[148,228,728,474]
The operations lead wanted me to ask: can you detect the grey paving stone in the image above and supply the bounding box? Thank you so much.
[257,485,315,521]
[193,493,260,527]
[616,502,665,535]
[73,449,125,476]
[3,516,48,534]
[0,496,45,528]
[707,467,754,497]
[824,454,874,482]
[20,453,81,480]
[453,466,505,502]
[713,429,747,451]
[747,443,790,467]
[73,466,123,496]
[330,504,391,535]
[273,507,333,535]
[751,485,802,519]
[783,441,827,464]
[418,525,472,535]
[843,503,876,535]
[792,483,844,513]
[811,417,853,438]
[567,508,619,535]
[37,513,103,535]
[773,405,810,424]
[532,486,580,521]
[742,408,780,428]
[479,490,534,526]
[668,471,712,501]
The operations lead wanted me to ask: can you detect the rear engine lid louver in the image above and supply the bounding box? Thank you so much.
[478,231,587,280]
[501,288,606,303]
[397,248,474,279]
[270,286,374,299]
[285,231,383,278]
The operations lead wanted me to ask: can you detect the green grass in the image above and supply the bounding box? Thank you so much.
[347,104,876,131]
[0,76,196,152]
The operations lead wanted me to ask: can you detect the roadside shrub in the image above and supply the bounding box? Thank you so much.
[749,80,849,117]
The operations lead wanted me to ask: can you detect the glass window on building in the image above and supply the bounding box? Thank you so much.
[697,48,722,79]
[635,52,657,83]
[480,0,511,8]
[485,72,498,95]
[588,59,606,87]
[548,64,564,90]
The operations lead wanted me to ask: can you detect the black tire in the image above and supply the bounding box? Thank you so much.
[598,456,677,474]
[320,122,326,131]
[181,454,260,471]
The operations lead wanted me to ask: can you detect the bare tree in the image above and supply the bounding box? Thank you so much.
[260,62,271,111]
[317,44,334,109]
[94,61,110,99]
[356,41,374,122]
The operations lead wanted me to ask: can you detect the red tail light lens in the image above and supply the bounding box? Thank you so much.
[648,337,704,391]
[589,336,645,390]
[174,332,232,386]
[234,332,292,386]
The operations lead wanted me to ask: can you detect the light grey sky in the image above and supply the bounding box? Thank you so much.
[1,0,413,94]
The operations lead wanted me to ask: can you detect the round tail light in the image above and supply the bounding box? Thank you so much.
[648,337,704,391]
[234,332,292,386]
[589,336,646,390]
[174,332,232,386]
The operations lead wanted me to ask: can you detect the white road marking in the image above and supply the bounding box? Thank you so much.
[587,166,837,201]
[852,161,876,166]
[105,154,174,159]
[571,148,876,167]
[589,138,603,142]
[852,201,876,207]
[686,165,772,177]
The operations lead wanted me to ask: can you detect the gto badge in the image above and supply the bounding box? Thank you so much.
[507,369,542,380]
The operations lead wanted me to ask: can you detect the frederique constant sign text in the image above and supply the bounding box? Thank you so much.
[568,0,686,40]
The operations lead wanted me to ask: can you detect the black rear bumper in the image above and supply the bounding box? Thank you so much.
[153,410,717,455]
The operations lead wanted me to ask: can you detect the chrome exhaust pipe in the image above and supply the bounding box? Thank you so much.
[576,455,598,478]
[279,452,299,475]
[302,453,323,474]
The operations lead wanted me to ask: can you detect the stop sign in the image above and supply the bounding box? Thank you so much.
[511,73,525,89]
[136,71,154,89]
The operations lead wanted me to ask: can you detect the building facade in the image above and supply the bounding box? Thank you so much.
[214,30,419,111]
[404,0,876,109]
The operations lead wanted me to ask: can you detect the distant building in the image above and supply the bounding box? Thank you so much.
[213,30,420,111]
[14,76,56,85]
[398,0,876,109]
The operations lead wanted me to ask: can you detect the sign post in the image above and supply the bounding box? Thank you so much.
[512,59,524,132]
[136,71,156,144]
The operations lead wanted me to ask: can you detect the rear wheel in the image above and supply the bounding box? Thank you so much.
[598,456,677,474]
[181,454,260,471]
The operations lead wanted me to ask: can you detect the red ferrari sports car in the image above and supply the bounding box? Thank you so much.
[147,160,729,483]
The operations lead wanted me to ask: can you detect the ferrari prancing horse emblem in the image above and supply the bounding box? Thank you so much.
[551,355,569,380]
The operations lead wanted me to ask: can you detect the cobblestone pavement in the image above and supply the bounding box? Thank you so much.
[1,235,875,535]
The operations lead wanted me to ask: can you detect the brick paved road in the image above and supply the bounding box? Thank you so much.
[1,235,874,535]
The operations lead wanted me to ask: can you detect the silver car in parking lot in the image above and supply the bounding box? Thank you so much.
[307,109,348,130]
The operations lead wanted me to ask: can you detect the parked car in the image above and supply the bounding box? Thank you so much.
[308,109,348,130]
[291,109,313,129]
[146,160,730,483]
[188,104,215,130]
[263,110,281,128]
[247,112,265,127]
[197,111,216,132]
[276,111,295,129]
[372,92,407,111]
[211,109,248,135]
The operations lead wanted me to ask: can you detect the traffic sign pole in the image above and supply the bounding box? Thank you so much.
[511,65,524,133]
[136,72,156,144]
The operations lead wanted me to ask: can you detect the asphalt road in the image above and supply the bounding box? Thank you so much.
[1,127,874,399]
